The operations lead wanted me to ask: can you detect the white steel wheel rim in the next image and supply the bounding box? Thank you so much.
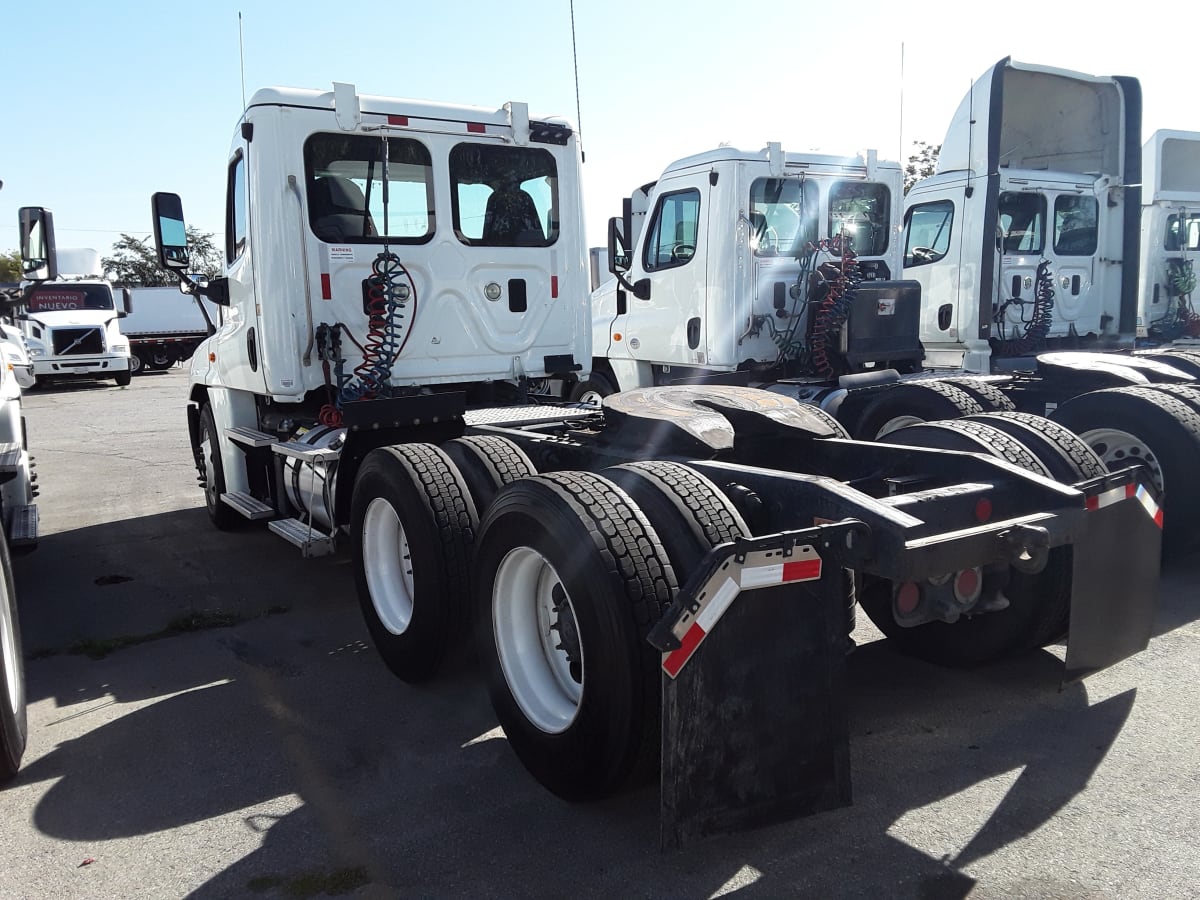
[577,388,606,407]
[1080,427,1165,493]
[362,497,416,635]
[875,414,925,439]
[493,546,583,734]
[0,581,20,719]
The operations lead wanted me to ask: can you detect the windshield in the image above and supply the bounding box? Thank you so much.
[27,284,114,312]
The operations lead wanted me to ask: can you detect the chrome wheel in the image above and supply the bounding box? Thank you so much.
[362,497,416,635]
[1079,426,1165,493]
[493,546,583,734]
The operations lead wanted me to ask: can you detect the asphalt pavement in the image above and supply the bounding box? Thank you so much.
[2,368,1197,899]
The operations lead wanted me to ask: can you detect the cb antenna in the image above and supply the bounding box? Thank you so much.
[570,0,584,161]
[238,12,247,109]
[898,42,905,165]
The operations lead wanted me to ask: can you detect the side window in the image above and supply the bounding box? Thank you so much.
[304,133,434,244]
[1053,195,1098,256]
[1166,213,1200,252]
[226,153,247,264]
[828,181,890,256]
[998,192,1046,254]
[903,200,954,267]
[643,189,701,271]
[449,143,559,247]
[749,177,817,257]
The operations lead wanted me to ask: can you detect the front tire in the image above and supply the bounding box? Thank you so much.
[475,472,675,800]
[351,444,477,683]
[0,534,27,781]
[114,365,132,387]
[568,371,616,406]
[197,404,240,531]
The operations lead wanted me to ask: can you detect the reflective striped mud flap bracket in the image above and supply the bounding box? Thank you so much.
[1065,468,1163,682]
[648,522,868,851]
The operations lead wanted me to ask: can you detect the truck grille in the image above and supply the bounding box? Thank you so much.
[51,328,104,356]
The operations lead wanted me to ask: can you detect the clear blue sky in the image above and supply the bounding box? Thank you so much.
[2,1,1196,256]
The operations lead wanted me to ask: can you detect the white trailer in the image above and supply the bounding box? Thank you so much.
[122,81,1161,846]
[121,286,215,374]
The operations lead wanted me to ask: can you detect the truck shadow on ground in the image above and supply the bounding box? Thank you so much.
[10,564,1141,898]
[6,506,1187,898]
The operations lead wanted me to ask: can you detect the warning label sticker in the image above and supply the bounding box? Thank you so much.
[329,246,355,262]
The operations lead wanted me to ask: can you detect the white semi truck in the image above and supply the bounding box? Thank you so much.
[12,226,132,388]
[121,82,1161,846]
[1136,129,1200,344]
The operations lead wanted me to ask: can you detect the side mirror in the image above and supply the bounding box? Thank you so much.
[632,278,651,301]
[18,207,58,281]
[151,192,190,270]
[122,287,133,315]
[607,216,630,274]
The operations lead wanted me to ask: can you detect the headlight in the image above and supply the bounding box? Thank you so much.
[110,343,129,354]
[28,347,44,358]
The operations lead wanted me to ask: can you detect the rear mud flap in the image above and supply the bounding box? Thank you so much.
[651,527,863,850]
[1066,476,1162,682]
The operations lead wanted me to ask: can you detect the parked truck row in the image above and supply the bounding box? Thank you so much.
[13,59,1178,841]
[580,57,1200,557]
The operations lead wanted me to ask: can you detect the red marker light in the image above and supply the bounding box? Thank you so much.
[975,497,993,522]
[895,582,920,615]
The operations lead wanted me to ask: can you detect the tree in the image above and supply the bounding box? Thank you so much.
[102,227,222,286]
[0,250,21,283]
[904,141,941,195]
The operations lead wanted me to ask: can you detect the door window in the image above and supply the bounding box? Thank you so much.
[226,152,247,264]
[643,189,701,271]
[903,200,954,267]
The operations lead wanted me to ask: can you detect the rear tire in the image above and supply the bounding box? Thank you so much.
[939,378,1016,412]
[603,461,750,576]
[351,444,477,682]
[0,534,26,781]
[854,381,984,439]
[474,471,675,800]
[1052,386,1200,557]
[129,353,145,375]
[441,436,537,515]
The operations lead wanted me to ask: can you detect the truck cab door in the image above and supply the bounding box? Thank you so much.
[903,183,971,366]
[212,145,268,393]
[622,178,710,368]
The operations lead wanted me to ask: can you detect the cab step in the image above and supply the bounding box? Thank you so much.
[220,491,276,520]
[8,504,38,547]
[226,426,277,448]
[0,442,21,473]
[268,518,335,558]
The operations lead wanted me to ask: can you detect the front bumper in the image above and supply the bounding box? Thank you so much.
[32,355,130,377]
